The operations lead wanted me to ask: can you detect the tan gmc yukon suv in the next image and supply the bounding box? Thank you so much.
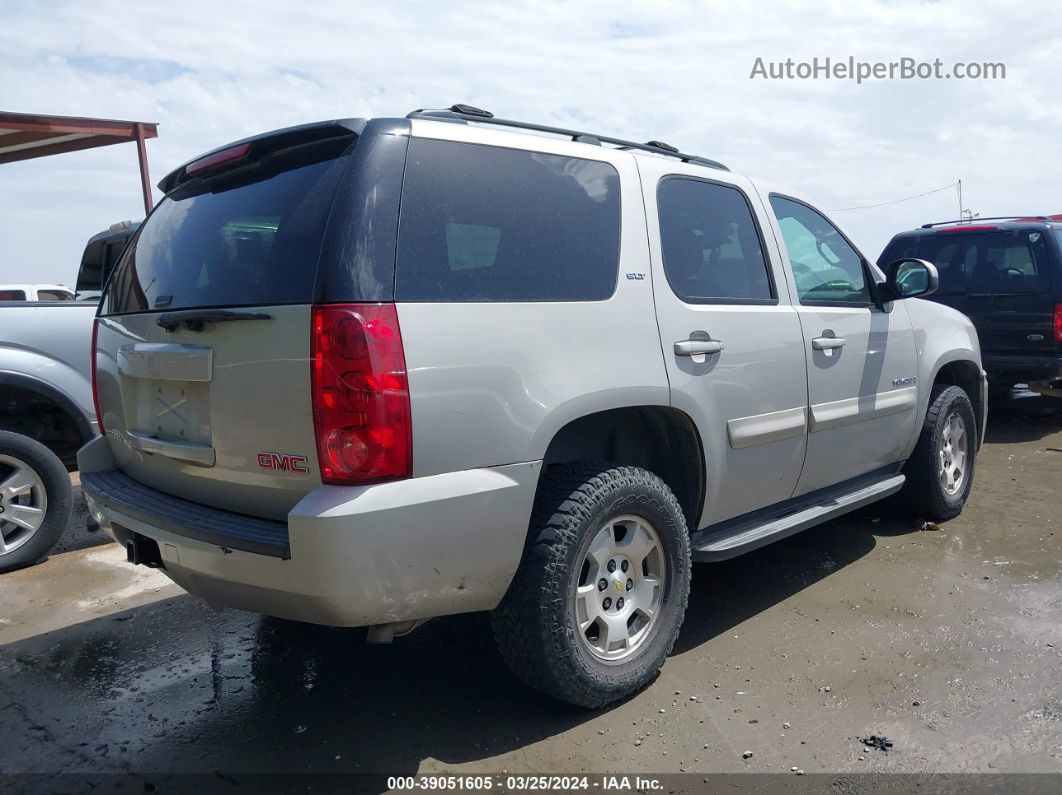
[81,105,986,707]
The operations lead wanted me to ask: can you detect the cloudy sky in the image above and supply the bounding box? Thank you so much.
[1,0,1059,287]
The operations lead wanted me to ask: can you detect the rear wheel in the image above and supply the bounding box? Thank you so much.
[492,463,691,708]
[895,385,977,521]
[0,431,72,573]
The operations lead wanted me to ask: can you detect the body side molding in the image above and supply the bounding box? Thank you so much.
[727,405,807,449]
[810,387,918,433]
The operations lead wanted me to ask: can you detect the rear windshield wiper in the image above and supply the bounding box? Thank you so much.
[156,309,272,333]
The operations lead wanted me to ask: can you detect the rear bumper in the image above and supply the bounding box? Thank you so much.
[81,469,291,558]
[982,353,1062,384]
[78,436,540,627]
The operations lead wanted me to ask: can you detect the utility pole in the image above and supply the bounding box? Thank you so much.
[957,179,978,222]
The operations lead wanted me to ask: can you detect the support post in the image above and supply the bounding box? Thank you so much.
[134,122,153,216]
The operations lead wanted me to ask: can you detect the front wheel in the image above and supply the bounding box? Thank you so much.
[492,463,691,708]
[0,431,72,573]
[895,385,977,521]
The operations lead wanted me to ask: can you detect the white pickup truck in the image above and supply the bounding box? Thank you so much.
[0,222,136,571]
[0,297,97,571]
[0,284,76,302]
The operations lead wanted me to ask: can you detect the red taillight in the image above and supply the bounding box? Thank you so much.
[186,142,252,176]
[1054,304,1062,343]
[311,304,411,485]
[91,318,105,434]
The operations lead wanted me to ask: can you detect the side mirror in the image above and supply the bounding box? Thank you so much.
[883,258,938,300]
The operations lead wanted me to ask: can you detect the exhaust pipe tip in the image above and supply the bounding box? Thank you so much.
[366,619,426,644]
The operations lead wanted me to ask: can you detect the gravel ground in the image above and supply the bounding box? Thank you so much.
[0,390,1059,783]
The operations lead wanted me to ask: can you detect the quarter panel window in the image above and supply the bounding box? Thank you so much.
[396,138,621,302]
[656,178,773,303]
[770,196,870,304]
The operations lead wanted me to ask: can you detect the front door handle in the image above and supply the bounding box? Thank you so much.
[811,336,846,351]
[675,338,725,356]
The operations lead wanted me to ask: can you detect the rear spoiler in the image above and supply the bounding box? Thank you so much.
[158,118,366,195]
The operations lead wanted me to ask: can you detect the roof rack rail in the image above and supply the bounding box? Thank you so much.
[406,105,729,171]
[921,215,1047,229]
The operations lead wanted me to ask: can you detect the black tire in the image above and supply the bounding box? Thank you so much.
[491,462,691,708]
[895,385,977,521]
[0,431,72,573]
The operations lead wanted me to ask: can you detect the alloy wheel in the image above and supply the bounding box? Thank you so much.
[573,515,666,663]
[938,411,969,496]
[0,454,48,556]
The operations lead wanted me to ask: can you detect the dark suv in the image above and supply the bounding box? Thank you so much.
[75,220,140,301]
[880,217,1062,398]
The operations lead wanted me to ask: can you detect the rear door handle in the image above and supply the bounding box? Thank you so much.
[675,338,724,356]
[811,336,846,351]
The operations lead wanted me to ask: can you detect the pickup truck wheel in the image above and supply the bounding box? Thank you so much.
[0,431,72,573]
[492,463,691,708]
[896,385,977,522]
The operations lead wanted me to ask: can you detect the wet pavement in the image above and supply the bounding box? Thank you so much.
[0,391,1060,784]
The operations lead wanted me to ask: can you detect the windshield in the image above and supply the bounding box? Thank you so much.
[101,140,353,315]
[883,229,1052,294]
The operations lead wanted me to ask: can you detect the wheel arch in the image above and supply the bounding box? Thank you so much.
[930,358,986,449]
[0,371,96,467]
[540,404,706,531]
[902,298,987,453]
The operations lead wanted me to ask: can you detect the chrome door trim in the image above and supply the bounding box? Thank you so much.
[125,431,216,466]
[117,343,214,382]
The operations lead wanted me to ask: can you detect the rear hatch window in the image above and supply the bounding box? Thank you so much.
[883,229,1053,295]
[882,228,1059,355]
[102,135,354,315]
[94,129,358,521]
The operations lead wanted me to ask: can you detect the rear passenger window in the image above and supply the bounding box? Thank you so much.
[656,178,773,302]
[396,139,620,302]
[37,290,73,301]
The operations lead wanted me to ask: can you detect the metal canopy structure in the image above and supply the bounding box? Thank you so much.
[0,111,158,214]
